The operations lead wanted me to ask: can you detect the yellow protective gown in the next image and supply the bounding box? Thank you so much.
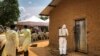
[2,30,19,56]
[21,29,31,51]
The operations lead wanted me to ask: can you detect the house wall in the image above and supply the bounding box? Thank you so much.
[49,0,100,55]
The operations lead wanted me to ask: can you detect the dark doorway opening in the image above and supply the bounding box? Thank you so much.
[74,19,87,53]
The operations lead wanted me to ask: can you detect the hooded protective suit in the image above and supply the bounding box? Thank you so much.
[21,28,31,51]
[2,29,19,56]
[59,24,69,55]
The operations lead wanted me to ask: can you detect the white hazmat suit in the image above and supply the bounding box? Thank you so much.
[59,24,69,55]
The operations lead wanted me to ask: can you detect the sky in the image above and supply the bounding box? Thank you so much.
[18,0,52,20]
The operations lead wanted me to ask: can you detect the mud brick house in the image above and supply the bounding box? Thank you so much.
[40,0,100,56]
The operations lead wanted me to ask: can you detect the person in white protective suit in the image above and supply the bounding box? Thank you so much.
[2,25,19,56]
[59,24,69,56]
[20,25,31,56]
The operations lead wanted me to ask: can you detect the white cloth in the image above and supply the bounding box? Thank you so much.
[59,24,68,54]
[59,37,67,54]
[59,29,68,36]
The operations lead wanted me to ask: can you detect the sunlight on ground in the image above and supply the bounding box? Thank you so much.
[29,40,49,56]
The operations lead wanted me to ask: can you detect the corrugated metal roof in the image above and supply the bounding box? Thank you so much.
[40,0,61,16]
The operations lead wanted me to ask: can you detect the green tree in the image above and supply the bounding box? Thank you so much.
[0,0,20,26]
[0,0,4,19]
[40,15,48,20]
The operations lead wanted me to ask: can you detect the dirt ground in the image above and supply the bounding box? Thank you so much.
[28,40,87,56]
[29,40,50,56]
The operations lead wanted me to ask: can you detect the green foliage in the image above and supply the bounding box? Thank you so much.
[40,16,48,20]
[0,0,20,26]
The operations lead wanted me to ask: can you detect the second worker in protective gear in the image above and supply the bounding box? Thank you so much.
[59,24,69,56]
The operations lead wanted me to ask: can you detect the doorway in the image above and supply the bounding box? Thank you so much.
[74,19,87,53]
